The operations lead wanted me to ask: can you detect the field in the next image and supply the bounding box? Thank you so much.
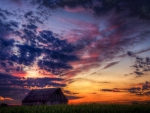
[0,103,150,113]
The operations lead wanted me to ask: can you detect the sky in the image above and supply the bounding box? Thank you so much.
[0,0,150,105]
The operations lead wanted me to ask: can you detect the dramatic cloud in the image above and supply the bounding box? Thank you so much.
[127,51,150,77]
[29,0,150,19]
[66,95,84,100]
[1,0,149,78]
[65,13,150,78]
[0,15,79,75]
[0,0,150,104]
[8,0,150,21]
[0,72,66,101]
[0,72,66,88]
[101,81,150,96]
[0,96,13,101]
[62,90,82,100]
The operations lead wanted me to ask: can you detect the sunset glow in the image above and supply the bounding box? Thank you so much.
[0,0,150,105]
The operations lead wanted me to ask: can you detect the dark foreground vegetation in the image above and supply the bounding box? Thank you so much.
[0,103,150,113]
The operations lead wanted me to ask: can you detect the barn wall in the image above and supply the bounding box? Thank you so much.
[47,89,68,105]
[47,93,59,105]
[22,102,44,106]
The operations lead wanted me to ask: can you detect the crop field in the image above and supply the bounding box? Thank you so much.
[0,103,150,113]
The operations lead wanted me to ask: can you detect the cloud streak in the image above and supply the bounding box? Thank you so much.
[0,96,13,101]
[102,61,120,70]
[101,81,150,96]
[127,51,150,77]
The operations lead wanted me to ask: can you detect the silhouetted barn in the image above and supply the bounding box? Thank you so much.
[22,88,68,105]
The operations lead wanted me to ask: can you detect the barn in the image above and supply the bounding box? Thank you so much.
[22,88,68,105]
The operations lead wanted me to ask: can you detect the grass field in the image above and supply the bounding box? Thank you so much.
[0,103,150,113]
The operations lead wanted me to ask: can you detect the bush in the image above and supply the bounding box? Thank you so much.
[132,101,139,104]
[0,103,8,107]
[147,101,150,104]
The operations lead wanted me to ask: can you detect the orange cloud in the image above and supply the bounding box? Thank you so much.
[0,96,13,101]
[69,92,150,104]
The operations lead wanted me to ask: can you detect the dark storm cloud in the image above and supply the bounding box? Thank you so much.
[53,0,93,8]
[0,0,149,105]
[0,19,19,37]
[63,90,79,95]
[30,0,150,19]
[82,0,150,19]
[37,30,79,74]
[0,72,65,87]
[0,38,15,70]
[127,51,150,77]
[0,10,79,75]
[15,44,42,66]
[62,88,84,100]
[0,11,18,66]
[128,87,141,94]
[60,11,150,78]
[0,72,66,100]
[37,30,77,54]
[101,81,150,96]
[0,11,7,19]
[23,10,44,24]
[0,20,41,71]
[66,95,84,100]
[120,47,150,59]
[0,87,29,101]
[24,11,33,18]
[0,8,14,20]
[0,15,78,76]
[9,21,19,28]
[0,72,17,79]
[21,28,37,42]
[0,0,149,77]
[22,24,38,31]
[38,60,72,75]
[15,29,79,75]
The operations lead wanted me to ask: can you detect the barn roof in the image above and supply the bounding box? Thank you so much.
[22,88,60,102]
